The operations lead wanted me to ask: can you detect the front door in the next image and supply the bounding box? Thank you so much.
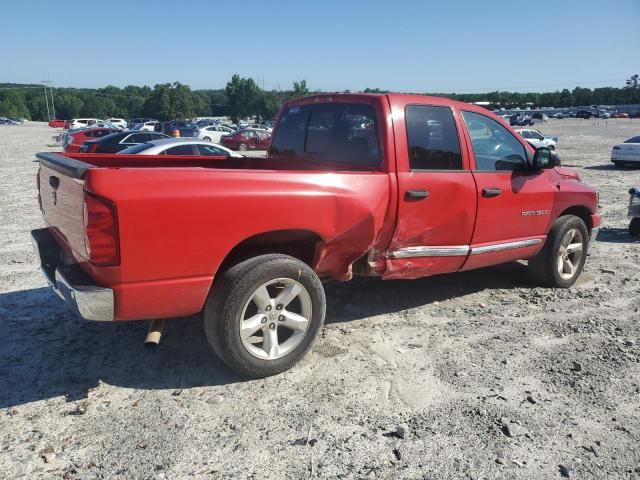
[459,110,555,270]
[385,104,478,279]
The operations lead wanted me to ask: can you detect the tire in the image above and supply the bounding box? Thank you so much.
[630,217,640,237]
[203,137,211,142]
[238,143,247,151]
[204,254,326,378]
[548,144,555,151]
[528,215,589,288]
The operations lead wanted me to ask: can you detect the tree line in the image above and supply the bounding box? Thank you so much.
[1,74,638,122]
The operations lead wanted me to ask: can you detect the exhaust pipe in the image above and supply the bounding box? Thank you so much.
[144,319,165,347]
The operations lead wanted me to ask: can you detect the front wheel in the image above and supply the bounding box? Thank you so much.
[238,143,247,151]
[203,137,211,142]
[528,215,589,288]
[204,254,326,378]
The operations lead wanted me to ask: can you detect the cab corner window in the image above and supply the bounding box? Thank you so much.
[461,111,526,171]
[405,105,462,170]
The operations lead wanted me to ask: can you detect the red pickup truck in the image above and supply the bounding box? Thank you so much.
[32,93,601,377]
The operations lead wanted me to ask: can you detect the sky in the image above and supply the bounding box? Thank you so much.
[2,0,639,93]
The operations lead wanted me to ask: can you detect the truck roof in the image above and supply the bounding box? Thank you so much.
[286,92,491,115]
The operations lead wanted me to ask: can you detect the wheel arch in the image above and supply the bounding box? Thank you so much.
[557,205,593,231]
[216,229,324,278]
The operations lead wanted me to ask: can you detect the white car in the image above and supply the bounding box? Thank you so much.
[611,136,640,168]
[132,121,160,132]
[249,123,272,132]
[118,138,244,157]
[197,125,235,142]
[68,118,101,130]
[105,118,128,129]
[516,129,557,150]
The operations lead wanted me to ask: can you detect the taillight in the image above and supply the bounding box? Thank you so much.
[83,191,120,266]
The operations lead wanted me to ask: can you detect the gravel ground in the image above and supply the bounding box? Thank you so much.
[1,119,639,479]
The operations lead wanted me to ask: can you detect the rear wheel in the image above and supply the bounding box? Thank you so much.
[203,137,211,142]
[204,254,326,378]
[529,215,589,288]
[630,217,640,237]
[238,143,247,151]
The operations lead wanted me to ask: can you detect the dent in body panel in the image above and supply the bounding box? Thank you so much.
[313,184,391,281]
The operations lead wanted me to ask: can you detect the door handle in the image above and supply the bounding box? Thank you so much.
[482,187,501,198]
[405,189,429,200]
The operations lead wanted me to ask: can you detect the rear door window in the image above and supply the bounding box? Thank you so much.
[164,145,197,155]
[271,102,381,167]
[405,105,462,170]
[196,144,228,156]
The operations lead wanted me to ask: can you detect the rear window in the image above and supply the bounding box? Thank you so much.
[270,102,381,167]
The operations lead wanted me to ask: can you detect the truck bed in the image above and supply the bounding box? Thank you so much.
[36,151,393,320]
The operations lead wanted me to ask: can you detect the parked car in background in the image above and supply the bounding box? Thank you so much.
[611,136,640,168]
[249,123,272,131]
[197,124,235,142]
[119,138,243,157]
[0,117,21,125]
[48,119,66,128]
[598,111,611,119]
[551,112,569,119]
[105,118,128,129]
[220,128,271,151]
[516,129,558,150]
[63,127,119,152]
[132,120,160,132]
[161,121,199,138]
[509,115,534,126]
[68,118,101,130]
[576,110,595,119]
[81,131,170,153]
[128,118,156,129]
[611,112,630,119]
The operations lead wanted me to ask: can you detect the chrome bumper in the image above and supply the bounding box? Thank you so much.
[31,228,114,321]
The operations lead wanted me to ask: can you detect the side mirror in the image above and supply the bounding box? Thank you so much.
[532,147,552,170]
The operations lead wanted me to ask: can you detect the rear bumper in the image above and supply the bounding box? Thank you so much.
[31,228,114,321]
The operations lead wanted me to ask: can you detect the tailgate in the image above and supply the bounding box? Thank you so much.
[37,152,90,261]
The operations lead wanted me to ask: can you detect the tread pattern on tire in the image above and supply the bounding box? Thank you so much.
[204,254,325,378]
[529,215,589,288]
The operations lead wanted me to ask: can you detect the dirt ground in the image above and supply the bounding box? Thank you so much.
[1,119,639,480]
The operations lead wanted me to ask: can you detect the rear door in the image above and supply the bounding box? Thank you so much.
[385,103,478,279]
[459,110,554,270]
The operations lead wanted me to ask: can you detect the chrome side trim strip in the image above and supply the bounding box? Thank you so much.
[389,245,470,258]
[470,238,542,255]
